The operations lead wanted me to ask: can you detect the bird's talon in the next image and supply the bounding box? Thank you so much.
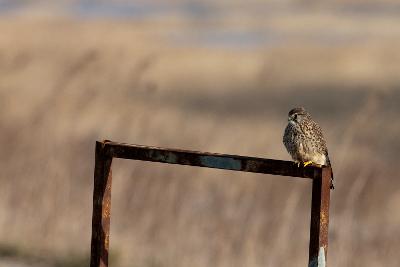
[303,161,313,167]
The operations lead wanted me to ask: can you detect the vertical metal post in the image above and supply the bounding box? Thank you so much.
[308,167,331,267]
[90,141,113,267]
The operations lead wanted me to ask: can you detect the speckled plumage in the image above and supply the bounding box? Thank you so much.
[283,107,334,188]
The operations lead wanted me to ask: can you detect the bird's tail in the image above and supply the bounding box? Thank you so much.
[330,171,335,190]
[326,156,334,190]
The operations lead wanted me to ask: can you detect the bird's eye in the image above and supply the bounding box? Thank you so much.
[293,114,297,120]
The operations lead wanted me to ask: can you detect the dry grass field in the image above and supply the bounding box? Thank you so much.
[1,2,400,266]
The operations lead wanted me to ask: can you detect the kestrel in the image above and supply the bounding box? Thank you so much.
[283,107,334,189]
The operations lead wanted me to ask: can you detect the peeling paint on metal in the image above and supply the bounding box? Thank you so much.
[308,247,325,267]
[200,155,242,170]
[148,150,178,164]
[318,247,325,267]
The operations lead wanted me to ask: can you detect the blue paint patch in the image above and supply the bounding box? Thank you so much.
[200,156,242,170]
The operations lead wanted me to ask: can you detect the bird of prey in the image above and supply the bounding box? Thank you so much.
[283,107,334,189]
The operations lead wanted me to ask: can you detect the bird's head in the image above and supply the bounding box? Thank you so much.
[288,107,309,124]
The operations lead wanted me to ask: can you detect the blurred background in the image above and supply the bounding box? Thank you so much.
[1,0,400,266]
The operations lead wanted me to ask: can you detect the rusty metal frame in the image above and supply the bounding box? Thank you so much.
[90,140,331,267]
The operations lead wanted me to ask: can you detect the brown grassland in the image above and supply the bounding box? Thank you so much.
[1,9,400,267]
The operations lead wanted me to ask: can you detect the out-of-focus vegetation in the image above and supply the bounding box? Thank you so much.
[1,1,400,266]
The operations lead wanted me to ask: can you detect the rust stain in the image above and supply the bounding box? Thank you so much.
[103,201,111,218]
[105,236,109,249]
[320,212,328,225]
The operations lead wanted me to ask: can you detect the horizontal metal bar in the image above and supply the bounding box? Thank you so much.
[100,141,326,179]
